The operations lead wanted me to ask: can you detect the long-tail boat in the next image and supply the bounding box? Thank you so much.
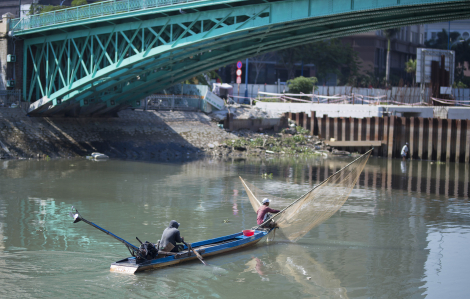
[68,207,271,274]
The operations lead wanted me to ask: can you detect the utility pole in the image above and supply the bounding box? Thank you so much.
[244,58,249,100]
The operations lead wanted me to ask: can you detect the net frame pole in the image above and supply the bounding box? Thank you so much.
[255,148,374,229]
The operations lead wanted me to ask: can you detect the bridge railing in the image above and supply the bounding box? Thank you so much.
[10,0,202,33]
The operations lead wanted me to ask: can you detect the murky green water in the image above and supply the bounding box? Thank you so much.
[1,157,469,298]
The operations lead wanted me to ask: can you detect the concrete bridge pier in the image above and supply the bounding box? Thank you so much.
[0,12,23,97]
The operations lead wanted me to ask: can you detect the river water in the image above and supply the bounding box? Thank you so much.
[0,157,469,298]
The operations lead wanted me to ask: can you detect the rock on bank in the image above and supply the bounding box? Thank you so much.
[0,108,237,160]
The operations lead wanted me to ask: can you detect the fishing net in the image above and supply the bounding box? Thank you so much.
[240,149,372,242]
[239,179,287,213]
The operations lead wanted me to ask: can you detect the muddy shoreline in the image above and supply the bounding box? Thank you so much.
[0,108,347,161]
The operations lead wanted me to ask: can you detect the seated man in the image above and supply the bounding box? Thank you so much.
[257,198,280,226]
[160,220,184,252]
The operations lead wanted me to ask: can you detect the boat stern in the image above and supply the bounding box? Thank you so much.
[110,263,138,274]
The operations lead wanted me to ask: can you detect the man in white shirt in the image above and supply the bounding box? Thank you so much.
[401,142,409,161]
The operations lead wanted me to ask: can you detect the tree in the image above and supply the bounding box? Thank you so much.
[72,0,88,6]
[425,29,470,83]
[252,53,275,84]
[276,38,360,84]
[305,39,360,85]
[452,39,470,83]
[383,28,400,84]
[405,59,417,86]
[277,47,300,80]
[286,76,318,95]
[425,29,461,50]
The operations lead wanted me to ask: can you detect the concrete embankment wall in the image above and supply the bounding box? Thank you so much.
[0,108,235,159]
[255,102,470,120]
[288,111,470,163]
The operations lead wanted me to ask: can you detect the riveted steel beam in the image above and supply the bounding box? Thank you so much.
[23,0,470,115]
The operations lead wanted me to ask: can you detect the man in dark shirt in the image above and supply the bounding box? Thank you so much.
[257,198,280,225]
[160,220,184,252]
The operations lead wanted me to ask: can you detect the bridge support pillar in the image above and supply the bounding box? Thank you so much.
[0,12,23,103]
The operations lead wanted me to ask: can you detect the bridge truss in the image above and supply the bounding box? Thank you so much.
[14,0,470,116]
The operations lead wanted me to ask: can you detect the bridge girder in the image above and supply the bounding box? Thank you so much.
[20,0,470,116]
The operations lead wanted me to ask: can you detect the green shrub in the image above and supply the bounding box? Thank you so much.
[286,76,318,95]
[72,0,88,6]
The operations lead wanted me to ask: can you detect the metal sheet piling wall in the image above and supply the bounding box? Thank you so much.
[283,112,470,163]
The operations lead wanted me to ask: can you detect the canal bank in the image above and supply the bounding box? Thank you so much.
[0,108,237,160]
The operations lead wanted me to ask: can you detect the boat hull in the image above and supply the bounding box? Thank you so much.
[110,230,270,274]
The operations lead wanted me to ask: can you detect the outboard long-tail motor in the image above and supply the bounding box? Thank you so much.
[69,206,158,262]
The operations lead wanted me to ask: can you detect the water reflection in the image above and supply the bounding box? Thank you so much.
[229,157,470,198]
[245,244,348,298]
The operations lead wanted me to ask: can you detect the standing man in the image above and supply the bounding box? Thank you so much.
[257,198,280,225]
[401,142,409,161]
[160,220,184,252]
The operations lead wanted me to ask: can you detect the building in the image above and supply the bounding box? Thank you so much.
[341,25,425,85]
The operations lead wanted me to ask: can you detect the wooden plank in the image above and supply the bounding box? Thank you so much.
[446,119,453,162]
[310,111,316,136]
[466,120,470,163]
[455,119,461,163]
[365,117,371,141]
[327,141,383,147]
[318,117,323,139]
[388,116,395,158]
[437,118,443,161]
[350,117,355,141]
[418,117,424,159]
[325,115,330,140]
[410,117,415,159]
[334,117,338,140]
[383,116,389,157]
[342,117,346,141]
[303,112,308,130]
[428,118,434,161]
[358,118,363,141]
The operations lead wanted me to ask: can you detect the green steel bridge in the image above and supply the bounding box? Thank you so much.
[9,0,470,116]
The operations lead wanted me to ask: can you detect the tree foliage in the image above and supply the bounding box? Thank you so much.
[424,29,461,49]
[29,0,88,14]
[72,0,89,7]
[286,76,318,95]
[405,59,417,86]
[276,38,360,84]
[425,29,470,83]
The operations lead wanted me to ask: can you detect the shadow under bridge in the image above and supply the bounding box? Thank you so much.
[16,0,470,116]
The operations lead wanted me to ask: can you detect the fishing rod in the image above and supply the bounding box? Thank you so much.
[69,206,140,256]
[255,148,374,229]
